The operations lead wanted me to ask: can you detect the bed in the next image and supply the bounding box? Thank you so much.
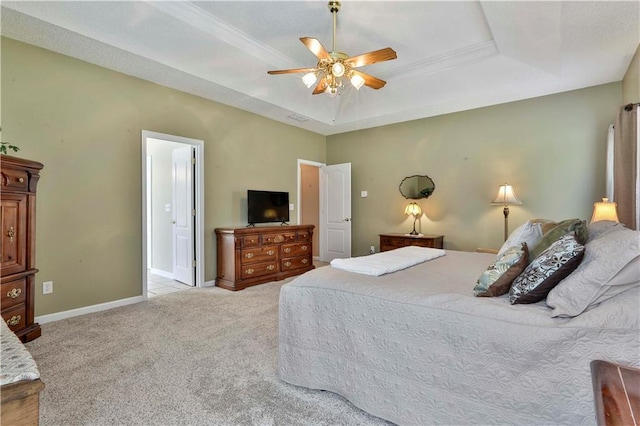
[278,221,640,425]
[1,319,44,425]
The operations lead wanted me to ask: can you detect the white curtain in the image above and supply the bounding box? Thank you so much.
[606,124,614,200]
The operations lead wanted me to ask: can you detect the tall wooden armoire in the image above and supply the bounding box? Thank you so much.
[1,155,43,342]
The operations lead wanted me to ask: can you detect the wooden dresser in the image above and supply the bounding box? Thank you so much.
[215,225,314,291]
[1,156,43,342]
[379,233,444,252]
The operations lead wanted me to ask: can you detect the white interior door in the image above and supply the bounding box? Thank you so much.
[172,146,194,286]
[320,163,352,261]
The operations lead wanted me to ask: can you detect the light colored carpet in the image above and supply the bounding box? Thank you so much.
[25,280,392,425]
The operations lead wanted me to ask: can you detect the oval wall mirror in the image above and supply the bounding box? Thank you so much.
[399,175,435,199]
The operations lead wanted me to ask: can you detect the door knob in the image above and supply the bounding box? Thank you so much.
[171,220,176,224]
[344,218,351,222]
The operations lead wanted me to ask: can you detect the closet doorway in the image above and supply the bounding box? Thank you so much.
[141,131,205,299]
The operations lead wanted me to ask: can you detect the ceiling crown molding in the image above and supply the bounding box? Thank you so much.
[147,1,301,70]
[382,40,499,81]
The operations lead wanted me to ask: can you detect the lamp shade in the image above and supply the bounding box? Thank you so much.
[590,198,620,223]
[404,202,422,216]
[491,184,523,206]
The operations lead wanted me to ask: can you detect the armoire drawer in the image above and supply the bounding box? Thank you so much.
[1,278,26,310]
[2,304,26,332]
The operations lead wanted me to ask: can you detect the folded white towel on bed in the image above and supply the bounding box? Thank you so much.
[330,245,446,276]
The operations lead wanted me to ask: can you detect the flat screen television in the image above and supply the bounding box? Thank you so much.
[247,190,289,226]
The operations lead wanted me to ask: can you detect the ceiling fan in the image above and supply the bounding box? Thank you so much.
[267,1,397,96]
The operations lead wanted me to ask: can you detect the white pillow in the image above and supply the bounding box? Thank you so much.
[497,221,543,257]
[586,220,627,242]
[546,228,640,317]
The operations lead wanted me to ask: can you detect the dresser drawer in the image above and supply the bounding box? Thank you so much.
[297,231,310,241]
[1,278,26,309]
[239,235,260,247]
[281,242,311,257]
[240,246,278,264]
[281,256,311,271]
[2,304,26,332]
[241,261,278,279]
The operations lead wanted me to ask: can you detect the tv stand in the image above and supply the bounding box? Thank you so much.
[215,225,315,291]
[280,222,289,226]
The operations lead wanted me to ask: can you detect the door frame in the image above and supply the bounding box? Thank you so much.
[297,159,325,260]
[141,130,205,299]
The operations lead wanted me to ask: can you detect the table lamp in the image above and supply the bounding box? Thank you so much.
[404,202,422,235]
[590,198,619,223]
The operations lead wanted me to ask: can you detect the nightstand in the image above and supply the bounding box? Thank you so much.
[379,233,444,252]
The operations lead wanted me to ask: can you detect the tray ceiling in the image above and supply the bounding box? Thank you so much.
[2,1,639,135]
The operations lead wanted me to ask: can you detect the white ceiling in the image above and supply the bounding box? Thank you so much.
[2,1,639,136]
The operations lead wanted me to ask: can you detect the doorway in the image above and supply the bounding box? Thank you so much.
[142,131,205,299]
[298,160,352,262]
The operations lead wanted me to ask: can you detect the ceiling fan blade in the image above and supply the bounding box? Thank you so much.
[346,47,397,68]
[267,67,317,75]
[352,70,386,90]
[312,77,328,95]
[300,37,332,61]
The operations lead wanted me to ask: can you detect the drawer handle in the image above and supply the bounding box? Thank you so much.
[267,265,275,271]
[302,258,308,264]
[245,253,254,259]
[6,315,21,326]
[302,245,308,251]
[267,250,274,256]
[284,261,291,267]
[284,248,291,253]
[7,226,15,243]
[18,177,25,183]
[7,288,22,299]
[245,268,254,275]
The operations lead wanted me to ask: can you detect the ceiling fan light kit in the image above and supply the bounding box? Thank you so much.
[268,1,397,96]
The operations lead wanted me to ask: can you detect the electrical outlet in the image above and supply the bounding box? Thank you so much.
[370,246,375,254]
[43,281,53,294]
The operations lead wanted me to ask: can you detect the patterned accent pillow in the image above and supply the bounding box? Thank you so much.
[510,233,585,304]
[474,243,528,297]
[528,218,587,263]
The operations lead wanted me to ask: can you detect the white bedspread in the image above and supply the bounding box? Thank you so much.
[279,250,640,425]
[329,245,446,276]
[0,320,40,385]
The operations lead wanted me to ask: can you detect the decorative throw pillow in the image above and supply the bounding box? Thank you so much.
[510,233,585,304]
[528,218,587,263]
[497,221,542,257]
[474,243,528,297]
[546,229,640,317]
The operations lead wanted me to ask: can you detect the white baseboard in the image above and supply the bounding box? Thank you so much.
[35,296,144,324]
[203,280,216,288]
[149,268,173,279]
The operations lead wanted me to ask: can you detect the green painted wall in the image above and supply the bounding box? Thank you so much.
[326,83,620,256]
[623,44,640,104]
[1,38,326,316]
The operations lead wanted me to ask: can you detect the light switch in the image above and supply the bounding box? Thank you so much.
[289,203,294,211]
[165,204,171,212]
[361,191,368,198]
